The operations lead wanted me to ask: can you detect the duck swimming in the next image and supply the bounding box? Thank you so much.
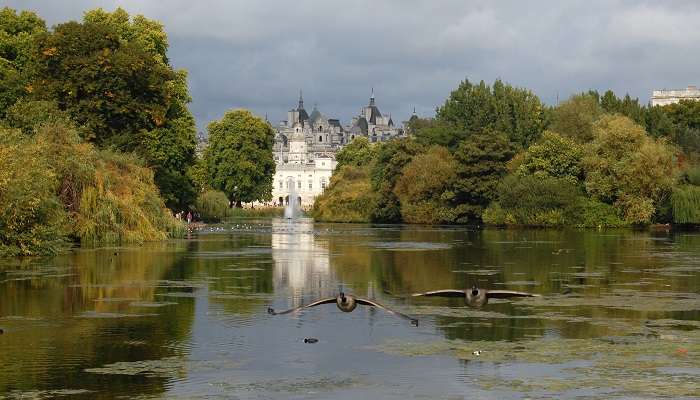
[268,292,418,325]
[412,285,539,308]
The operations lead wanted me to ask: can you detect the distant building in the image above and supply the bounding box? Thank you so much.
[651,85,700,106]
[195,131,208,157]
[272,90,405,207]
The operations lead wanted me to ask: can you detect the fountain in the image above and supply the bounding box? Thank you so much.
[284,178,300,219]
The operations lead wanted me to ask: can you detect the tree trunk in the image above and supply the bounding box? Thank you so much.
[236,200,242,208]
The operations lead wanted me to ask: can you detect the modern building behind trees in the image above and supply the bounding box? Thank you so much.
[651,85,700,106]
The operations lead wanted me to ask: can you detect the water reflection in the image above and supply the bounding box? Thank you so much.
[271,219,331,306]
[0,224,698,399]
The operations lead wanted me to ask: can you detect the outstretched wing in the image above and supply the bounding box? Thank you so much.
[268,297,336,315]
[356,298,419,325]
[486,290,540,299]
[412,289,466,298]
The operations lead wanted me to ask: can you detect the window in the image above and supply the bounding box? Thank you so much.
[279,181,283,189]
[298,181,301,189]
[320,177,327,190]
[321,162,325,166]
[319,135,322,142]
[308,181,313,190]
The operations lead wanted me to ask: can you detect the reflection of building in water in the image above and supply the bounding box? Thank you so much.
[271,219,332,307]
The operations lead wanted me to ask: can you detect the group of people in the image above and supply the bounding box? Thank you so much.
[174,210,194,224]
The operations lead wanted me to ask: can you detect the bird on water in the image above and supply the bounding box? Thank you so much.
[268,292,418,325]
[412,285,539,308]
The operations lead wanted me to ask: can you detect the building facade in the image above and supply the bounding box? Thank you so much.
[651,85,700,106]
[272,90,404,207]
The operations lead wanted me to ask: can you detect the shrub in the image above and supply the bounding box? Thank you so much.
[394,146,458,224]
[312,165,377,223]
[0,129,68,256]
[486,175,580,226]
[671,186,700,224]
[195,190,230,222]
[0,122,184,256]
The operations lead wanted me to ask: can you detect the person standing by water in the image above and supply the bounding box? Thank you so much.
[187,211,192,224]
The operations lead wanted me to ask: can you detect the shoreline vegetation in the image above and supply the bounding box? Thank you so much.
[2,7,699,257]
[313,80,700,229]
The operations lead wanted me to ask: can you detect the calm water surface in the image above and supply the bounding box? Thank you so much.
[1,218,699,399]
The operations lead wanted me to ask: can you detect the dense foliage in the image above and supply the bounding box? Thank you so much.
[311,166,376,223]
[315,79,698,228]
[204,109,275,207]
[0,123,183,256]
[0,7,200,256]
[1,7,197,210]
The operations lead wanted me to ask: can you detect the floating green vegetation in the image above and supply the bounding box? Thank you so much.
[520,291,700,312]
[128,301,178,308]
[368,241,452,251]
[370,327,700,397]
[212,375,363,395]
[78,311,158,318]
[0,389,92,400]
[85,357,244,379]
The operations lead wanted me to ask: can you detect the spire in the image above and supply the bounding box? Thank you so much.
[369,87,375,106]
[413,107,416,115]
[298,89,304,110]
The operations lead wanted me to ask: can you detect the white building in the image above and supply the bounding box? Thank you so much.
[272,91,405,208]
[651,85,700,106]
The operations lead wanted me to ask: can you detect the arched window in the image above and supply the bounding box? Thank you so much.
[319,135,322,142]
[318,126,322,132]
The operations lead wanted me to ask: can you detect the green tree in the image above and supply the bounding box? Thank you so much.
[335,136,375,168]
[32,8,197,209]
[549,93,601,142]
[659,100,700,157]
[484,174,581,226]
[516,130,583,184]
[451,129,513,221]
[369,138,424,222]
[312,165,376,223]
[205,109,275,207]
[394,146,458,224]
[0,7,46,118]
[436,79,545,148]
[409,117,464,149]
[582,115,676,224]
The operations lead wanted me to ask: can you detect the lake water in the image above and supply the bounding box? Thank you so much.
[1,218,699,399]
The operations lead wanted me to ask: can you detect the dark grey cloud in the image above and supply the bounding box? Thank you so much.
[6,1,700,132]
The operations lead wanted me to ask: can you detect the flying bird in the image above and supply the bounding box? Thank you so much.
[412,285,539,308]
[268,292,418,325]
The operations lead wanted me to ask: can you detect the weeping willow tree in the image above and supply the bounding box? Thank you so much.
[671,186,700,224]
[0,122,184,256]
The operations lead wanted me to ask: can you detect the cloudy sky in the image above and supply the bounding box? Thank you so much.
[6,0,700,132]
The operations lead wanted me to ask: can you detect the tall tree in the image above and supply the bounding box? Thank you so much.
[549,93,601,142]
[451,129,514,221]
[369,138,424,222]
[394,146,458,224]
[0,7,46,119]
[32,8,197,209]
[205,110,275,207]
[583,115,676,224]
[335,136,375,168]
[436,79,545,149]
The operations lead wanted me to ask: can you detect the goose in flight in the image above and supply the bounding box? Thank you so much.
[268,292,418,325]
[412,285,539,308]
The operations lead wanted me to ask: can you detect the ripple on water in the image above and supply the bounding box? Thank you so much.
[368,242,451,251]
